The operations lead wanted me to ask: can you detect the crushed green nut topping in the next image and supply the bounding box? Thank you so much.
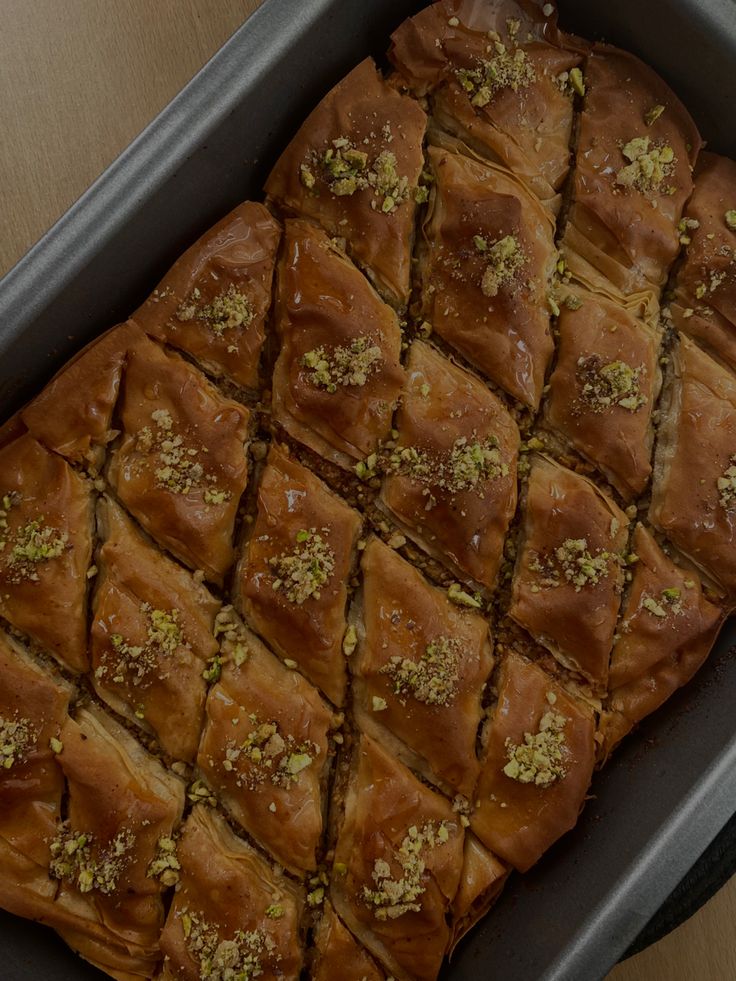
[180,908,275,980]
[725,210,736,231]
[0,715,37,769]
[616,136,676,194]
[50,825,135,895]
[223,715,318,791]
[176,284,254,337]
[137,408,230,502]
[718,455,736,508]
[476,234,526,297]
[214,605,251,667]
[569,67,585,96]
[147,835,181,886]
[3,517,67,582]
[574,356,646,414]
[641,586,683,620]
[503,710,567,788]
[447,582,483,609]
[644,104,665,126]
[106,605,184,687]
[301,336,382,392]
[455,44,536,107]
[382,636,462,707]
[362,821,453,920]
[531,537,614,592]
[269,528,335,605]
[188,779,217,807]
[265,904,284,919]
[0,492,19,549]
[385,433,508,501]
[304,136,411,213]
[342,624,358,657]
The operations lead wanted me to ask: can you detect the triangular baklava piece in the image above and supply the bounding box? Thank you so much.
[312,901,386,981]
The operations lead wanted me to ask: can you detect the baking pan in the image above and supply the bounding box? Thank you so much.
[2,0,736,978]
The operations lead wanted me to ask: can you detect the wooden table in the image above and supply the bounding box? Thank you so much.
[2,1,734,978]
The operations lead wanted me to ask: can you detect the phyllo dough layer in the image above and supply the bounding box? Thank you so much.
[419,146,556,408]
[380,340,519,589]
[265,58,426,306]
[471,652,595,872]
[312,901,386,981]
[272,219,404,468]
[353,538,492,797]
[132,202,281,390]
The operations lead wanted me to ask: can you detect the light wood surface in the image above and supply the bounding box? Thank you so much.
[1,1,734,979]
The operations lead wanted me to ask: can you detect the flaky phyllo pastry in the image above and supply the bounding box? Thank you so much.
[1,1,735,978]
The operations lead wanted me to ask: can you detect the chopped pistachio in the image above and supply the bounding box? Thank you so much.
[503,710,567,788]
[569,67,585,96]
[176,283,253,337]
[342,624,358,656]
[147,836,181,886]
[718,455,736,509]
[362,821,453,920]
[447,582,482,608]
[5,518,67,582]
[50,825,135,895]
[265,904,284,919]
[726,210,736,231]
[269,528,335,605]
[223,716,317,790]
[575,356,646,414]
[0,716,37,769]
[108,604,184,688]
[382,636,462,707]
[645,104,665,126]
[301,335,382,392]
[179,909,271,980]
[372,696,388,712]
[202,655,222,684]
[478,234,526,297]
[49,736,63,754]
[616,136,676,194]
[455,46,536,106]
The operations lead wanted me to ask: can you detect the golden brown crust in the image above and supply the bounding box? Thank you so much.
[272,219,404,467]
[91,497,220,762]
[159,806,303,981]
[353,538,492,797]
[108,335,250,584]
[544,290,662,499]
[599,524,723,759]
[420,146,555,408]
[330,735,464,981]
[197,620,333,874]
[650,335,736,599]
[670,152,736,372]
[132,202,281,390]
[449,835,508,954]
[265,58,426,307]
[21,321,144,470]
[510,456,629,689]
[235,445,361,705]
[562,44,701,298]
[52,705,185,979]
[471,653,595,872]
[312,902,386,981]
[380,341,519,588]
[390,0,581,209]
[0,434,93,673]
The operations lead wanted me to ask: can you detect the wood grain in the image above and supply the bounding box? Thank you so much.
[1,1,733,978]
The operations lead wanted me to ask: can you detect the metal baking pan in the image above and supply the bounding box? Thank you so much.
[2,0,736,978]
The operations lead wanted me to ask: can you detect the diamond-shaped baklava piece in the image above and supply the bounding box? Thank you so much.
[197,611,333,873]
[599,524,723,760]
[331,735,464,981]
[159,805,303,980]
[543,290,662,499]
[561,44,701,298]
[108,336,250,584]
[650,335,736,597]
[272,219,404,468]
[669,152,736,372]
[380,340,518,588]
[0,434,93,673]
[389,0,581,211]
[352,538,492,797]
[0,633,71,916]
[471,652,595,872]
[51,705,185,979]
[132,202,281,390]
[419,146,555,408]
[510,456,628,689]
[313,901,386,981]
[21,321,143,472]
[265,58,426,307]
[449,835,508,954]
[91,497,220,762]
[235,444,361,705]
